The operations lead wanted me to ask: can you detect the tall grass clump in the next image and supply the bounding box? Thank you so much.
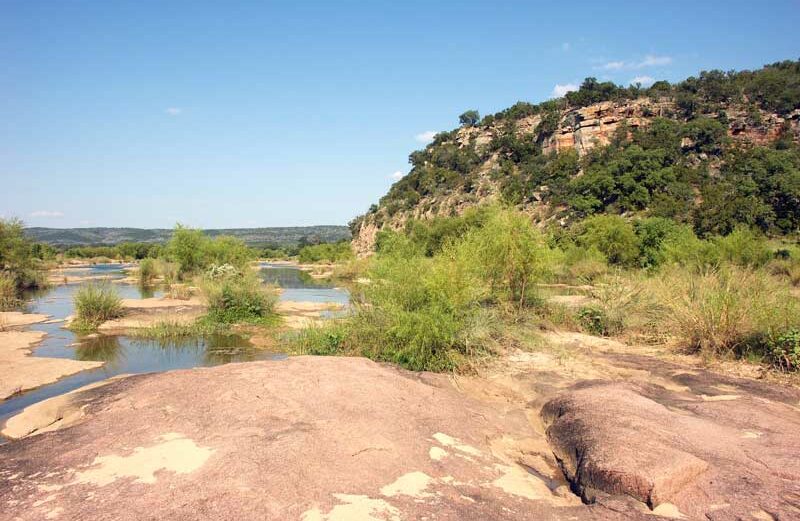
[72,282,123,330]
[576,274,652,337]
[647,266,799,358]
[200,265,277,324]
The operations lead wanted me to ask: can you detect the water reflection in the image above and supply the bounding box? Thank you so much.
[0,263,343,422]
[259,263,350,305]
[259,263,330,288]
[74,335,123,363]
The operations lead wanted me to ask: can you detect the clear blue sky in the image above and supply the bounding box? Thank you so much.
[2,0,798,228]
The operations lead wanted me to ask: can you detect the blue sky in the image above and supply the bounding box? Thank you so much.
[2,0,799,228]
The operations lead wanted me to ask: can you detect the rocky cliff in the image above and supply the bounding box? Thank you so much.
[351,61,800,255]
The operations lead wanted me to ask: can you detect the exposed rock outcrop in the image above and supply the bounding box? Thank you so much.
[1,357,611,521]
[540,380,800,519]
[352,96,800,256]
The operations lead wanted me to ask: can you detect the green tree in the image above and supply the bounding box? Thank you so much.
[459,109,480,127]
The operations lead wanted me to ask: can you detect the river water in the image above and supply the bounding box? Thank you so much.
[0,263,349,423]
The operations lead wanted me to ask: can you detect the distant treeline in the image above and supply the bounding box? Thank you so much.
[25,225,351,248]
[58,236,353,263]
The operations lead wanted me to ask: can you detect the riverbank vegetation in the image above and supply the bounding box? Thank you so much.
[294,205,800,373]
[0,218,52,309]
[71,282,123,331]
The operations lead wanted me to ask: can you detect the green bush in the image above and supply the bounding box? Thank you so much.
[454,207,557,312]
[165,225,253,278]
[291,323,349,356]
[562,246,608,283]
[712,226,772,267]
[202,269,277,324]
[577,306,611,336]
[577,275,649,337]
[73,282,123,330]
[0,218,48,298]
[292,233,490,371]
[572,215,640,266]
[634,217,684,268]
[138,258,157,285]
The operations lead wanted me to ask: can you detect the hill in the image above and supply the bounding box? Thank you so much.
[351,60,800,254]
[25,226,351,247]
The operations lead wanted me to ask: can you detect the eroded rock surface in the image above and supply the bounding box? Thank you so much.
[1,357,635,521]
[540,378,800,519]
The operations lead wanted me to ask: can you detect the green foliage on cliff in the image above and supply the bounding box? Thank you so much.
[360,60,800,240]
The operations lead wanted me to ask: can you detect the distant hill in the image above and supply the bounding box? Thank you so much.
[25,226,351,247]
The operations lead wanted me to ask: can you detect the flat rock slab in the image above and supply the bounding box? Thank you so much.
[0,330,104,401]
[119,297,205,310]
[97,298,207,333]
[0,312,50,328]
[0,357,645,521]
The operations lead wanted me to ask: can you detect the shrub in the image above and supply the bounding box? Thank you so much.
[138,258,157,285]
[454,207,557,312]
[572,215,640,267]
[0,218,47,297]
[155,259,179,284]
[767,257,800,286]
[165,225,207,276]
[290,322,350,356]
[634,217,684,268]
[712,226,772,268]
[165,225,253,278]
[73,282,123,330]
[202,270,277,324]
[660,226,716,270]
[291,237,491,372]
[577,275,650,337]
[577,306,610,336]
[201,235,254,269]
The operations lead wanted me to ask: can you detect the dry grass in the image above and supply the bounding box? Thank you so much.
[645,266,799,356]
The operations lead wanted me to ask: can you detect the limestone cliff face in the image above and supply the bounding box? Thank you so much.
[352,97,800,256]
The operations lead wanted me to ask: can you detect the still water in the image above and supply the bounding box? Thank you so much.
[0,263,348,423]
